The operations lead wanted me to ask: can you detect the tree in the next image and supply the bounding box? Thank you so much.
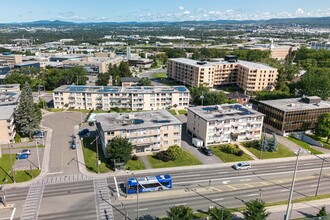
[165,205,193,220]
[314,113,330,143]
[118,61,132,77]
[317,206,327,217]
[96,72,110,86]
[243,198,270,220]
[106,136,133,163]
[14,82,41,137]
[208,206,232,220]
[3,73,32,89]
[190,86,228,105]
[299,68,330,100]
[165,145,183,160]
[139,77,152,86]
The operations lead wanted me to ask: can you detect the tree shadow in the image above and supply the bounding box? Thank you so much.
[0,166,13,182]
[297,210,315,218]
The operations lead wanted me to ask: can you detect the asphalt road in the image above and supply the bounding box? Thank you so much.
[42,112,86,175]
[4,156,330,219]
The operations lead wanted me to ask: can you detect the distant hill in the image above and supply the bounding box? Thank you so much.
[1,16,330,27]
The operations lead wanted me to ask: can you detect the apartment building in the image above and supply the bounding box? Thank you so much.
[187,104,264,146]
[53,85,190,111]
[0,105,16,145]
[258,96,330,136]
[96,110,182,155]
[167,56,278,92]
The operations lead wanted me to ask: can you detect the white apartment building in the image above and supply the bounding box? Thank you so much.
[53,85,190,111]
[168,56,278,92]
[187,104,264,146]
[96,110,182,155]
[0,105,16,144]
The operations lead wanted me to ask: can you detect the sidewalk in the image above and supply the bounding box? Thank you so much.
[236,142,259,160]
[140,156,152,169]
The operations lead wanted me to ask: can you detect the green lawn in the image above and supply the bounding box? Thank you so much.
[126,158,146,171]
[167,109,177,115]
[147,150,201,168]
[209,145,253,162]
[0,154,41,184]
[178,110,187,115]
[307,134,330,150]
[82,137,112,173]
[153,72,167,78]
[287,137,323,155]
[242,143,296,159]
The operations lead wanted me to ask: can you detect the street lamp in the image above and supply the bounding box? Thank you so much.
[33,138,41,170]
[8,144,16,183]
[285,147,301,220]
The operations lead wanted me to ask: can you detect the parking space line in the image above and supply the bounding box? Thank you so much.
[210,187,222,192]
[226,185,237,190]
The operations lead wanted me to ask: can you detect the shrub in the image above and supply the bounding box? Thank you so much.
[156,151,171,162]
[131,155,138,161]
[166,145,183,160]
[14,133,22,143]
[244,140,260,149]
[236,150,244,156]
[220,144,238,155]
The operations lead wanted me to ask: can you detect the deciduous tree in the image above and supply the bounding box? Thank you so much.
[243,198,270,220]
[106,136,133,163]
[314,113,330,143]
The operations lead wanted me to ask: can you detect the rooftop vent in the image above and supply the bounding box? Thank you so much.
[197,61,207,65]
[224,55,238,63]
[301,96,321,104]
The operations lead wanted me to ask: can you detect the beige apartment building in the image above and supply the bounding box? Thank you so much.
[53,85,190,111]
[95,110,182,155]
[187,104,264,146]
[167,56,278,92]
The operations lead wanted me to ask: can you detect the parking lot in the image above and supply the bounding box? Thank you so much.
[13,147,44,170]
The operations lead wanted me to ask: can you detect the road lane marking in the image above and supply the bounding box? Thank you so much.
[222,181,230,184]
[213,198,224,201]
[310,184,317,187]
[47,171,63,175]
[277,180,284,183]
[246,193,258,197]
[218,172,229,174]
[280,189,289,192]
[176,174,201,178]
[276,166,287,168]
[211,187,222,192]
[134,208,148,211]
[304,163,313,166]
[260,182,269,186]
[5,194,16,197]
[244,184,254,188]
[227,185,237,190]
[174,203,187,206]
[240,179,251,182]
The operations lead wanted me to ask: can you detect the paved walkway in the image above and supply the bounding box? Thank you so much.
[235,142,259,160]
[140,156,152,169]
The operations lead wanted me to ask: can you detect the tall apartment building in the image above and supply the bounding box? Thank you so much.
[53,85,190,111]
[96,110,182,155]
[258,96,330,136]
[187,104,264,146]
[167,56,278,92]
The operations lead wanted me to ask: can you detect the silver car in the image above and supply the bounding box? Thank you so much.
[233,162,251,170]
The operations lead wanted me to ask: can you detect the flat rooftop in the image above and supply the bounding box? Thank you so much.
[0,105,16,120]
[0,90,20,106]
[259,97,330,112]
[54,85,189,94]
[0,84,20,92]
[188,104,264,121]
[96,110,182,131]
[169,58,275,70]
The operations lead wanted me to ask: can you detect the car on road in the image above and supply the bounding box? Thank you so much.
[16,153,29,160]
[78,129,90,137]
[232,162,251,170]
[200,146,213,156]
[16,149,31,156]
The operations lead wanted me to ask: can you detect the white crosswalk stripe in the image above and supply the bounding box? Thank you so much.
[94,178,114,220]
[31,174,93,186]
[20,185,44,220]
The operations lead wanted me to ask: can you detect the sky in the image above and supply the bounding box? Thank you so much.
[1,0,330,23]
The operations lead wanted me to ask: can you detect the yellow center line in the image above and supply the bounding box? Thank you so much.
[227,185,237,190]
[211,187,223,192]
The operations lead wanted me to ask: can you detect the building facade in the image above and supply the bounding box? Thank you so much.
[258,96,330,136]
[53,85,190,111]
[187,104,264,146]
[96,110,182,155]
[167,56,278,92]
[0,105,16,145]
[0,54,23,65]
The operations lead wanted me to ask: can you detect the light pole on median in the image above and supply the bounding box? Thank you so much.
[137,183,139,220]
[315,156,327,197]
[8,144,16,183]
[34,138,41,170]
[285,147,301,220]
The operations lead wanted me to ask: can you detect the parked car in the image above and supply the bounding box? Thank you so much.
[78,129,90,136]
[16,153,29,160]
[232,162,251,170]
[200,146,213,156]
[71,142,76,149]
[16,149,31,156]
[34,130,44,138]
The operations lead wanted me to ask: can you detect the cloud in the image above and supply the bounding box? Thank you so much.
[183,11,191,15]
[178,6,185,10]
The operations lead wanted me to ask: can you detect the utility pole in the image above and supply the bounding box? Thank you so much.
[35,139,41,169]
[8,145,16,183]
[285,148,301,220]
[96,135,100,175]
[315,157,326,197]
[137,183,139,220]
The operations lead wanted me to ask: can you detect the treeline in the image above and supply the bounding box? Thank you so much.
[3,66,88,90]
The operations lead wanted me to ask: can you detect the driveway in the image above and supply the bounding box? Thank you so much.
[176,115,223,164]
[42,112,86,175]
